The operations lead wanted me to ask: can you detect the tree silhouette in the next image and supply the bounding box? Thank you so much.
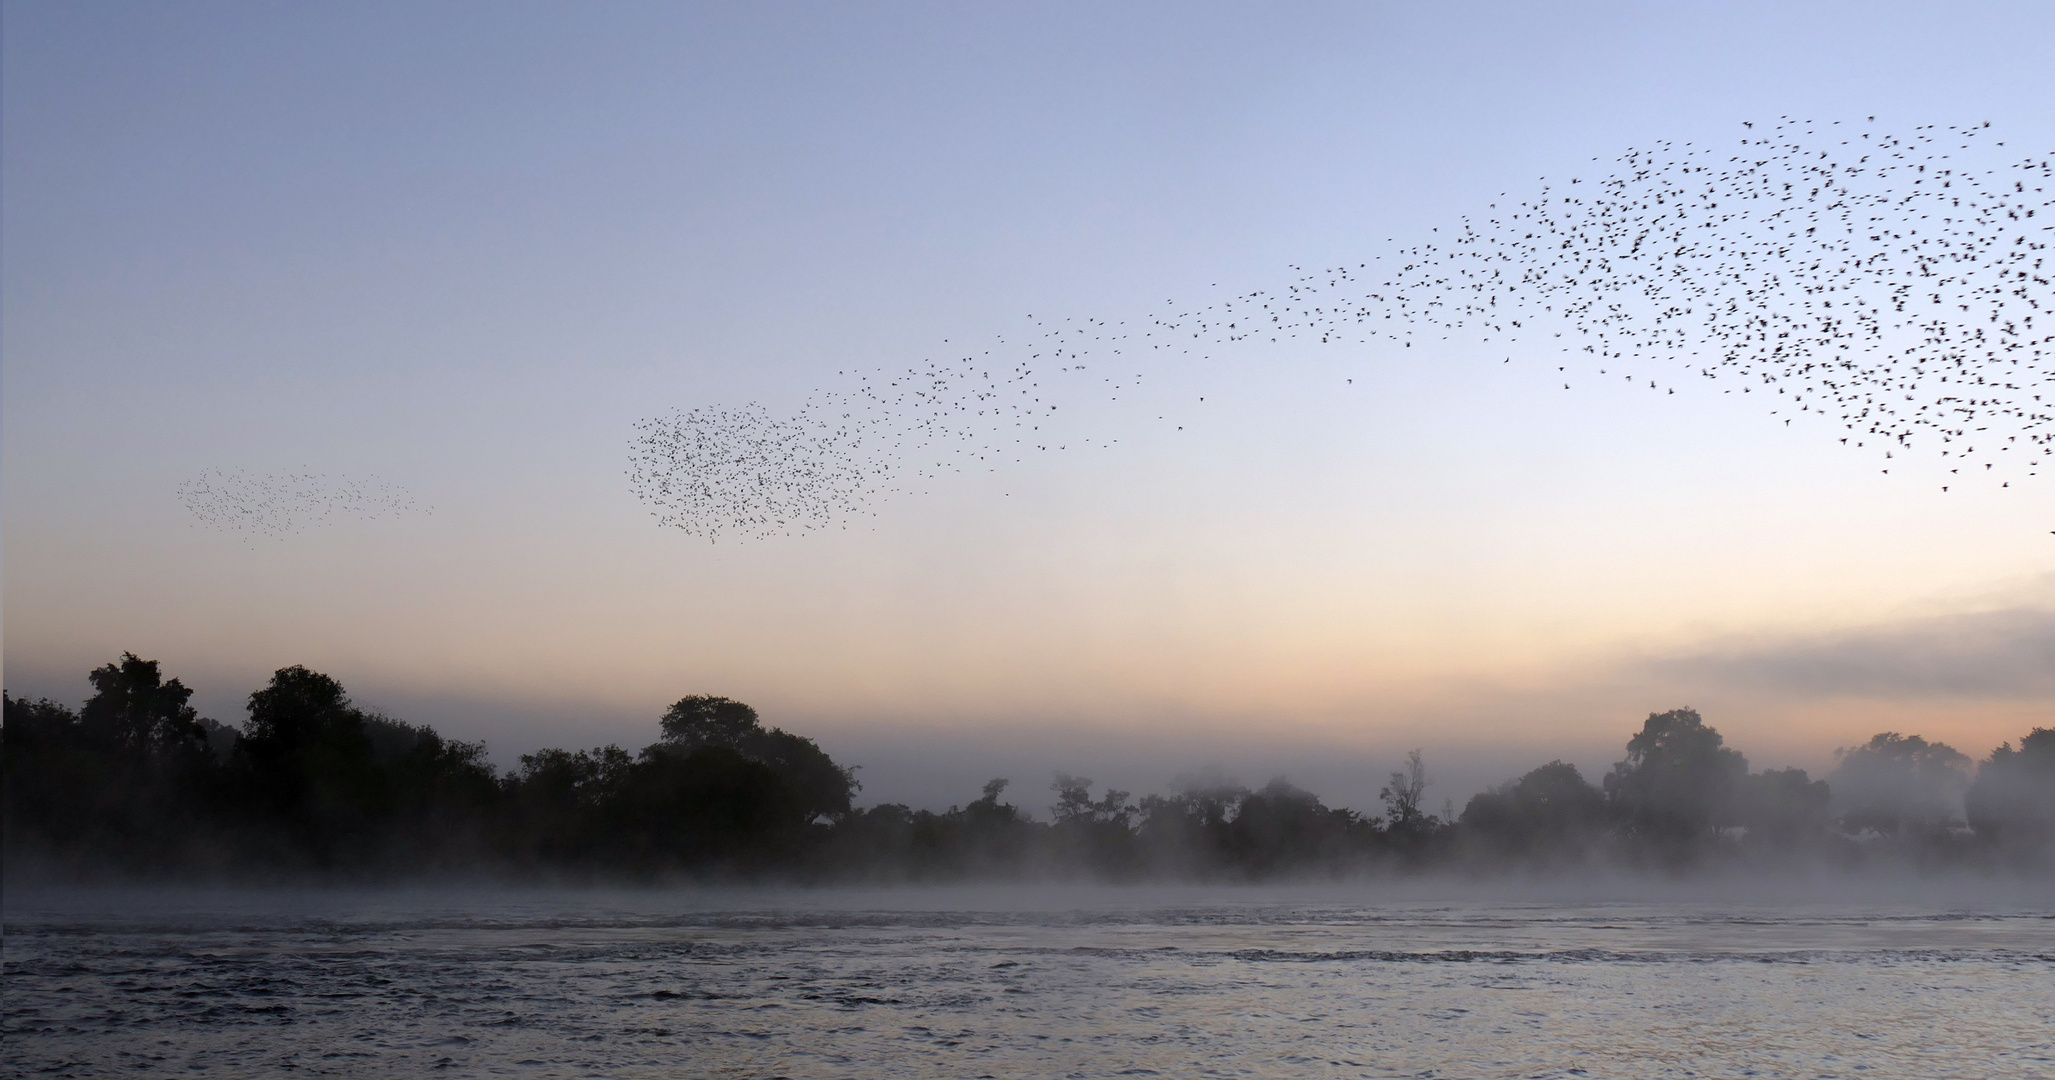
[81,653,209,758]
[1736,767,1832,850]
[1965,729,2055,857]
[1828,733,1971,837]
[655,694,857,821]
[659,695,763,748]
[9,653,2049,879]
[1460,761,1606,863]
[1603,708,1748,856]
[233,666,393,865]
[1381,750,1432,836]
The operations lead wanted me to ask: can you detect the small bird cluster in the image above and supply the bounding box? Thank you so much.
[634,119,2052,540]
[178,469,427,539]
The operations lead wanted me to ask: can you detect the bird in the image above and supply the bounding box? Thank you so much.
[625,117,2052,541]
[177,469,427,541]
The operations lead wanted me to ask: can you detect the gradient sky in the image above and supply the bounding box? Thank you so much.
[7,1,2053,811]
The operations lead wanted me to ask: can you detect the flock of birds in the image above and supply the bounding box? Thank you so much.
[630,118,2051,541]
[177,469,427,539]
[177,119,2050,543]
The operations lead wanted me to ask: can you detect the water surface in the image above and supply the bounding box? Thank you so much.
[6,884,2052,1078]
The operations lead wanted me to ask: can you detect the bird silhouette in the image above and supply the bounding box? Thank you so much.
[628,118,2052,541]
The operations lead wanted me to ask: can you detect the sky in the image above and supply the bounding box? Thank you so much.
[6,1,2053,812]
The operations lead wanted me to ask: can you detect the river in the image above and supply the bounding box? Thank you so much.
[5,883,2051,1078]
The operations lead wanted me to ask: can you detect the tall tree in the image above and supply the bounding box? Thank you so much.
[1828,733,1971,837]
[1964,729,2055,856]
[1460,760,1607,862]
[1736,767,1832,850]
[659,696,764,748]
[233,666,388,864]
[80,653,209,758]
[1380,750,1431,834]
[655,694,857,821]
[1603,708,1748,855]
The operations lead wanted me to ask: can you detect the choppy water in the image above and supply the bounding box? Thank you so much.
[5,885,2052,1078]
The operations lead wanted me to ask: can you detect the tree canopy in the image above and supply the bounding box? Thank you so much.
[7,656,2052,881]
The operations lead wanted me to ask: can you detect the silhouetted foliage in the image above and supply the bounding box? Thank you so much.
[232,666,390,864]
[1460,761,1607,866]
[505,744,635,870]
[82,653,210,759]
[1603,708,1749,862]
[1965,728,2055,860]
[1828,733,1972,838]
[1228,778,1378,876]
[656,693,857,822]
[1048,774,1138,877]
[821,778,1040,880]
[6,656,2048,880]
[3,656,219,872]
[1735,767,1833,852]
[659,695,762,748]
[1380,750,1434,839]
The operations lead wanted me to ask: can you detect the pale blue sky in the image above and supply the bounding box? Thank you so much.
[7,2,2053,809]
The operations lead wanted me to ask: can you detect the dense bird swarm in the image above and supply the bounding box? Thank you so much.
[627,119,2040,540]
[177,469,428,539]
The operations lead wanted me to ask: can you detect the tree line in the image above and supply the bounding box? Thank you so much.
[5,654,2052,881]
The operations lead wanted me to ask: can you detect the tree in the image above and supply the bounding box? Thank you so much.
[1828,733,1971,837]
[508,745,636,867]
[654,694,857,821]
[3,656,224,873]
[965,778,1018,826]
[1230,778,1369,875]
[1135,776,1248,877]
[80,653,209,759]
[1603,708,1748,855]
[233,665,388,864]
[242,666,360,750]
[1050,773,1134,829]
[1964,728,2055,856]
[1460,760,1607,862]
[659,695,763,748]
[950,778,1035,874]
[3,695,97,857]
[1736,767,1832,849]
[1049,774,1137,878]
[622,745,806,868]
[1380,750,1431,833]
[358,712,502,866]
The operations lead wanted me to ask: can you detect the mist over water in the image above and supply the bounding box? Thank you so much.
[6,884,2051,1079]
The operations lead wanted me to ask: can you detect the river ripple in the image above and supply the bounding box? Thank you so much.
[6,886,2052,1078]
